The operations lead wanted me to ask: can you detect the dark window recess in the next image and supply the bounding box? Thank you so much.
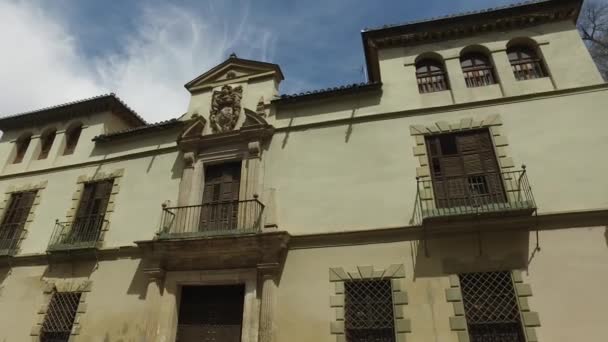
[507,46,547,81]
[38,130,57,160]
[68,180,113,244]
[178,285,244,342]
[63,125,82,155]
[460,53,497,88]
[40,291,82,342]
[200,162,241,232]
[425,130,505,208]
[460,271,525,342]
[13,135,32,164]
[0,191,36,253]
[416,59,449,93]
[345,279,395,342]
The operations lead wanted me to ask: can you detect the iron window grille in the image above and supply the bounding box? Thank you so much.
[40,291,82,342]
[0,190,36,255]
[507,46,547,81]
[345,279,395,342]
[461,53,497,88]
[459,271,525,342]
[416,59,449,94]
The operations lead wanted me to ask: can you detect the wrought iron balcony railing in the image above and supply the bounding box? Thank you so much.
[412,168,536,225]
[47,216,107,251]
[0,223,23,256]
[158,198,264,239]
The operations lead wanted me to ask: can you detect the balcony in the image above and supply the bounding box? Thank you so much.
[413,168,536,225]
[47,216,107,252]
[157,198,264,239]
[0,223,22,256]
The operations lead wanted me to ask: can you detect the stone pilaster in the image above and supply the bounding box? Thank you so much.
[143,267,165,341]
[258,263,279,342]
[177,152,195,206]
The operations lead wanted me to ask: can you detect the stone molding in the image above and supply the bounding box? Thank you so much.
[66,169,125,248]
[0,181,47,256]
[446,270,540,342]
[329,264,410,342]
[31,279,93,341]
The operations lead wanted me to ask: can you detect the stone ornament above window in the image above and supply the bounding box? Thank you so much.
[210,84,243,133]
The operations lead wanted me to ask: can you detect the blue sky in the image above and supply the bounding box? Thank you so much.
[0,0,599,122]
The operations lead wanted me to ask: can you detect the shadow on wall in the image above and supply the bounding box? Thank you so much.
[411,230,531,279]
[42,260,98,279]
[604,227,608,248]
[126,258,151,300]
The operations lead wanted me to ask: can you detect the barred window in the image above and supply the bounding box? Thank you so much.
[507,46,547,81]
[345,279,395,342]
[460,53,497,88]
[0,190,36,254]
[460,271,525,342]
[41,291,82,342]
[416,59,449,93]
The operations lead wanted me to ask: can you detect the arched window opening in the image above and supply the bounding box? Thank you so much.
[63,124,82,155]
[13,134,32,164]
[416,59,449,93]
[460,53,497,88]
[507,45,547,81]
[38,129,57,160]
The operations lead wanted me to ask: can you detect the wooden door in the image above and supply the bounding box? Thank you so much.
[200,162,241,232]
[426,130,504,208]
[0,191,36,251]
[71,180,113,244]
[177,285,244,342]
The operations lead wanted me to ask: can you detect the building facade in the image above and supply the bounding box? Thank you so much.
[0,0,607,341]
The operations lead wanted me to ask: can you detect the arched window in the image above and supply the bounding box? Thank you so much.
[460,53,496,88]
[416,59,449,93]
[63,123,82,155]
[507,45,547,80]
[13,133,32,164]
[38,129,57,160]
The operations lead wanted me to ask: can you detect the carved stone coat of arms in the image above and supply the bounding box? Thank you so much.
[209,85,243,133]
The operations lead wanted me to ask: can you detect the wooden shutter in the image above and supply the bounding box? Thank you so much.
[426,130,504,208]
[0,191,36,249]
[200,162,241,231]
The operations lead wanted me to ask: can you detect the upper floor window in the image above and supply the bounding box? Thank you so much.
[38,129,57,160]
[0,190,36,254]
[345,279,395,342]
[460,271,525,342]
[460,53,497,88]
[507,46,547,81]
[416,59,449,94]
[63,123,82,155]
[13,133,32,164]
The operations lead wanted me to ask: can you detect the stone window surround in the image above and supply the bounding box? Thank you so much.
[149,268,260,342]
[30,279,93,341]
[446,270,540,342]
[410,114,519,208]
[66,169,124,248]
[0,181,48,255]
[329,264,411,342]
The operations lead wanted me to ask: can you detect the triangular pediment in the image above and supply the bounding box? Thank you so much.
[185,55,283,92]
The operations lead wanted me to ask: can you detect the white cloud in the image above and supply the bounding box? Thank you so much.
[0,0,276,122]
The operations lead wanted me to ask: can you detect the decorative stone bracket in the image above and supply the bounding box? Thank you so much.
[31,279,93,341]
[446,270,540,342]
[0,181,48,256]
[329,264,410,342]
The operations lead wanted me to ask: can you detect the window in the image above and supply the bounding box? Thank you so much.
[507,46,547,81]
[460,271,525,342]
[416,59,449,93]
[425,130,505,208]
[460,53,497,88]
[13,133,32,164]
[0,191,36,254]
[68,179,113,245]
[345,279,395,342]
[38,129,57,160]
[40,291,82,342]
[63,124,82,155]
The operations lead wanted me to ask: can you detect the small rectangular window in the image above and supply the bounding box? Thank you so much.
[345,279,395,342]
[460,271,525,342]
[41,291,82,342]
